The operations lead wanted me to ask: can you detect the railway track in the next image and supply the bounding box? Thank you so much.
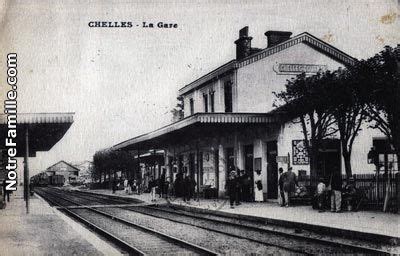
[122,205,394,255]
[36,188,397,254]
[35,188,218,256]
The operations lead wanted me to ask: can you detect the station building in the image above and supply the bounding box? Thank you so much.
[45,160,80,184]
[113,27,396,200]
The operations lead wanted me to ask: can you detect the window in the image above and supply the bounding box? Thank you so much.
[203,94,208,112]
[224,81,233,112]
[189,98,194,115]
[210,91,215,113]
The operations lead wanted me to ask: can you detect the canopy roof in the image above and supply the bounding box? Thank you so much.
[112,112,284,151]
[0,113,74,157]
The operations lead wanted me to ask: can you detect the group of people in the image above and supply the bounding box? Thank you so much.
[172,172,197,202]
[112,177,142,195]
[110,167,364,214]
[148,173,173,201]
[315,175,363,213]
[226,168,264,208]
[146,172,197,202]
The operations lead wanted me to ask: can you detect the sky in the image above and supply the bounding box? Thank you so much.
[0,0,398,175]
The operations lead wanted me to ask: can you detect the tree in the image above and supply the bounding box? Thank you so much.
[93,149,137,188]
[323,68,366,180]
[274,72,337,183]
[171,95,184,122]
[355,45,400,160]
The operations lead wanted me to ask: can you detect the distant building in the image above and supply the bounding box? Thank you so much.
[72,160,93,184]
[46,161,80,184]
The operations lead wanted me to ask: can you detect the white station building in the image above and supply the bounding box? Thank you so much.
[113,27,395,200]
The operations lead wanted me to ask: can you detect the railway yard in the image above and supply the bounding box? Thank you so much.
[32,187,399,255]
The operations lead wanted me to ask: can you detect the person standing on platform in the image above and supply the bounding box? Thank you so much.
[189,176,197,200]
[112,178,117,194]
[183,174,196,202]
[149,177,157,202]
[254,170,264,202]
[128,179,133,195]
[174,172,183,198]
[123,178,129,194]
[282,167,297,207]
[3,180,10,203]
[183,173,190,202]
[159,171,166,198]
[240,169,250,202]
[330,170,342,213]
[227,171,238,208]
[316,178,327,212]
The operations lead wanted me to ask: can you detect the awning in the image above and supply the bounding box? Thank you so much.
[112,112,284,151]
[0,113,74,157]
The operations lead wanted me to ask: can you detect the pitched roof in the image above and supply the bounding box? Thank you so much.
[178,32,356,96]
[236,32,356,68]
[178,60,236,95]
[46,160,80,172]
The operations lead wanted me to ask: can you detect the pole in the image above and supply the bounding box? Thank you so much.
[376,165,379,206]
[137,149,141,194]
[196,140,200,202]
[24,127,29,214]
[233,131,238,170]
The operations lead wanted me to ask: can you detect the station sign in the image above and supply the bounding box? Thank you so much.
[273,63,327,75]
[276,156,288,163]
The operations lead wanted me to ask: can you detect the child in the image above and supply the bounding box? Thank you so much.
[317,178,327,212]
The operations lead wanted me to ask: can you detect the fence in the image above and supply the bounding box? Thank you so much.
[298,172,400,211]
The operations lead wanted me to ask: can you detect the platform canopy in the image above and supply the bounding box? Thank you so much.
[0,112,74,157]
[112,112,285,151]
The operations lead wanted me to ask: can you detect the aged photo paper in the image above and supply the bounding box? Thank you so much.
[0,1,399,255]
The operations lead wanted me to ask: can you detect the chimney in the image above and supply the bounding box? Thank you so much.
[264,31,292,47]
[234,26,253,60]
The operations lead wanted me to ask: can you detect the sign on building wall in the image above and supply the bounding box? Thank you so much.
[273,63,327,75]
[276,156,288,163]
[292,140,309,165]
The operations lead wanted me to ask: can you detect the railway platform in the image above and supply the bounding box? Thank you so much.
[80,188,400,241]
[0,186,121,256]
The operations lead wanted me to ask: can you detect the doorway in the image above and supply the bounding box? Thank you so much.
[266,141,278,199]
[317,139,341,183]
[244,145,254,201]
[226,147,234,178]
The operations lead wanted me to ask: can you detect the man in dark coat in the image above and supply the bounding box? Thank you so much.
[112,178,117,194]
[174,172,183,197]
[227,171,237,208]
[3,180,10,203]
[282,167,297,207]
[159,172,165,198]
[183,175,196,201]
[239,169,248,202]
[183,174,190,201]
